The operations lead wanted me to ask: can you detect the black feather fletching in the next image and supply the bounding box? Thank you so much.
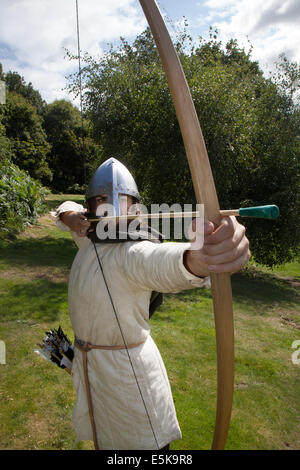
[34,326,74,373]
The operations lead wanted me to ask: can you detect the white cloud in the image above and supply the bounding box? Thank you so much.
[201,0,300,75]
[204,0,237,6]
[1,0,299,104]
[0,0,146,103]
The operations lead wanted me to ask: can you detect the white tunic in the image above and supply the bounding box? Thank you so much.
[52,202,210,450]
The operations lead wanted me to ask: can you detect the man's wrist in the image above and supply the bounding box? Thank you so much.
[183,249,208,278]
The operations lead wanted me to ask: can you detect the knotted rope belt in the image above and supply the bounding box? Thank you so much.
[74,337,145,450]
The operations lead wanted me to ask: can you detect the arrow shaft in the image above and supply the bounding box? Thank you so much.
[86,205,279,222]
[86,209,240,223]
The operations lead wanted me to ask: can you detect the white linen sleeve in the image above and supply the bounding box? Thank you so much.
[50,201,89,249]
[50,201,85,231]
[123,241,210,293]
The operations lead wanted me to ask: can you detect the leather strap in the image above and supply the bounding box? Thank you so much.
[75,338,145,351]
[74,337,145,450]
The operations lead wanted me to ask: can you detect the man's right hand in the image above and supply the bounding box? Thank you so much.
[60,211,91,237]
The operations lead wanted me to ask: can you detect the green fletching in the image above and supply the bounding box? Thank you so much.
[239,205,279,219]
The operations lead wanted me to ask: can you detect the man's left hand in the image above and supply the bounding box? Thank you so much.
[184,216,251,277]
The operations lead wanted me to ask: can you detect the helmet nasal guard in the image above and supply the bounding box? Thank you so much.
[86,157,140,216]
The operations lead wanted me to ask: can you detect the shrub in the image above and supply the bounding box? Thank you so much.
[0,161,49,238]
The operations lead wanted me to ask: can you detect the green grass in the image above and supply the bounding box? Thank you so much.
[0,194,299,450]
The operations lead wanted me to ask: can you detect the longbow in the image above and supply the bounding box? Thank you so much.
[139,0,235,450]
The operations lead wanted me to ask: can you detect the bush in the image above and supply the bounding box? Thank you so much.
[0,161,49,238]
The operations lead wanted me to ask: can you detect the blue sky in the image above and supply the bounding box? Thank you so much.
[0,0,299,104]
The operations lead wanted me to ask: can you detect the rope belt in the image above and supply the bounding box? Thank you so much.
[74,337,145,450]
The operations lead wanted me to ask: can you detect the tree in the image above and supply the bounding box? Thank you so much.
[0,121,14,164]
[43,99,102,192]
[68,28,300,266]
[273,53,300,104]
[2,91,52,183]
[4,70,46,115]
[0,67,49,238]
[0,67,4,91]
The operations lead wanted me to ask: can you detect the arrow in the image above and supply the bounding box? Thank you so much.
[86,205,279,222]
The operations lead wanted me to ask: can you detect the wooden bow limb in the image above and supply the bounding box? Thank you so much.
[139,0,234,450]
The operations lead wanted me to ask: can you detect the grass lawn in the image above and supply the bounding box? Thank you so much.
[0,194,299,450]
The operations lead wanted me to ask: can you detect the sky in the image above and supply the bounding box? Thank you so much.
[0,0,299,104]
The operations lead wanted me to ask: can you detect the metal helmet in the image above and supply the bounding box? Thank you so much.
[86,157,140,216]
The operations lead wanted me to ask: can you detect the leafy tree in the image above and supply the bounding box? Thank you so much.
[273,53,300,103]
[43,99,102,193]
[0,121,14,164]
[0,65,50,240]
[68,28,299,266]
[4,70,46,115]
[2,91,52,183]
[0,63,4,81]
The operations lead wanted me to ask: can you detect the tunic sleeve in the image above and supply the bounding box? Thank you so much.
[123,240,210,294]
[50,201,88,249]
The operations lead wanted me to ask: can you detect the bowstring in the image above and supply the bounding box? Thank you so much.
[75,0,86,186]
[92,242,159,450]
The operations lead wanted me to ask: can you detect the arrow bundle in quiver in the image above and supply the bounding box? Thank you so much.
[34,326,74,374]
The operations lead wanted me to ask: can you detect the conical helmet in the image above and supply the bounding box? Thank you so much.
[86,157,140,216]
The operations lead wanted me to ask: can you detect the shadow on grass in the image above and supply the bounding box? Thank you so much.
[0,237,77,269]
[161,268,299,317]
[0,278,68,322]
[231,268,299,314]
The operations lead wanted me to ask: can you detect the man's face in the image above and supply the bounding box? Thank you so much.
[95,194,134,216]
